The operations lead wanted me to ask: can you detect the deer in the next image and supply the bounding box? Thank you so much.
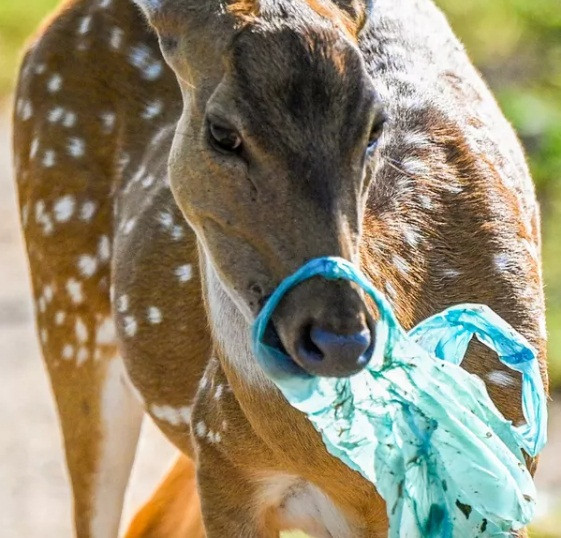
[12,0,547,536]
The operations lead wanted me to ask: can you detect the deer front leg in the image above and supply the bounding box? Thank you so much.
[191,360,277,538]
[196,442,276,538]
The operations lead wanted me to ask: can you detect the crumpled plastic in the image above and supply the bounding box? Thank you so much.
[252,257,547,537]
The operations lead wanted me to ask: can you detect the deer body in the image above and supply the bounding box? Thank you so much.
[13,0,546,537]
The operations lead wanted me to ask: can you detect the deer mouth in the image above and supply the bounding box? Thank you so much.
[260,320,312,379]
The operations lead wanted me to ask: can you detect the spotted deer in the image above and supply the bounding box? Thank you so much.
[13,0,547,536]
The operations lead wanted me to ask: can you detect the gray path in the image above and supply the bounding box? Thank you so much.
[0,102,559,536]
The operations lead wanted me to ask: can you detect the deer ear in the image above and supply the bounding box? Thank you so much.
[130,1,236,84]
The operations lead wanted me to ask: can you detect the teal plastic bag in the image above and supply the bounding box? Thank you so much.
[252,257,547,537]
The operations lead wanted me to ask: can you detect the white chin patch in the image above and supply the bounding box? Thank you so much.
[202,255,272,389]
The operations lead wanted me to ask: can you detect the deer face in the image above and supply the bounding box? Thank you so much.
[137,1,384,377]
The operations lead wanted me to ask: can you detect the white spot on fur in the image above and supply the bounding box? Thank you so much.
[195,421,207,438]
[20,100,33,121]
[62,344,74,360]
[157,211,173,228]
[150,404,192,427]
[66,279,84,304]
[147,306,162,324]
[76,318,88,343]
[122,218,136,235]
[117,295,129,313]
[48,106,65,123]
[68,137,86,158]
[43,285,54,303]
[109,27,124,50]
[78,15,92,34]
[141,174,155,189]
[40,328,48,344]
[206,430,221,444]
[96,317,116,345]
[47,73,63,93]
[55,311,66,325]
[38,297,47,314]
[42,150,56,168]
[214,384,223,400]
[53,195,75,222]
[142,100,163,119]
[171,225,184,241]
[128,44,163,80]
[63,111,77,128]
[123,316,137,337]
[98,236,111,262]
[175,264,193,283]
[35,200,54,235]
[80,201,98,222]
[30,138,40,159]
[78,254,98,277]
[100,111,116,133]
[487,370,517,388]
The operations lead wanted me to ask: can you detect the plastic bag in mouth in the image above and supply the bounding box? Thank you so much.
[252,257,547,537]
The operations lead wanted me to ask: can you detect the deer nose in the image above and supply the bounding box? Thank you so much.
[295,325,373,377]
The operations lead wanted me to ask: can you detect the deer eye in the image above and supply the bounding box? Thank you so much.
[207,120,243,154]
[366,114,387,153]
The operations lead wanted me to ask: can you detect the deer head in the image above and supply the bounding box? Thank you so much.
[133,0,386,378]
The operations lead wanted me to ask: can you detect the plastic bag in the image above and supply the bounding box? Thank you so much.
[252,257,547,537]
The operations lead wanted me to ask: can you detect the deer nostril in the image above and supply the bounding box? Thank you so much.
[294,325,374,378]
[298,324,324,362]
[311,327,371,363]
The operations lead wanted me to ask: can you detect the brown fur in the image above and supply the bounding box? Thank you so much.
[13,0,546,536]
[125,456,204,538]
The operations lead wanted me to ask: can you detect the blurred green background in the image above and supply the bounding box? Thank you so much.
[0,1,559,537]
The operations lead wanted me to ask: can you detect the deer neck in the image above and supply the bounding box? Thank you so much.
[199,249,273,391]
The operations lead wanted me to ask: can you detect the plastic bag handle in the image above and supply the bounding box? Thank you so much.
[408,305,547,456]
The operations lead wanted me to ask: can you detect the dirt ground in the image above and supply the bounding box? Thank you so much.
[0,102,560,536]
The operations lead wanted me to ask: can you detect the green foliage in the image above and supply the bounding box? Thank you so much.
[0,0,59,97]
